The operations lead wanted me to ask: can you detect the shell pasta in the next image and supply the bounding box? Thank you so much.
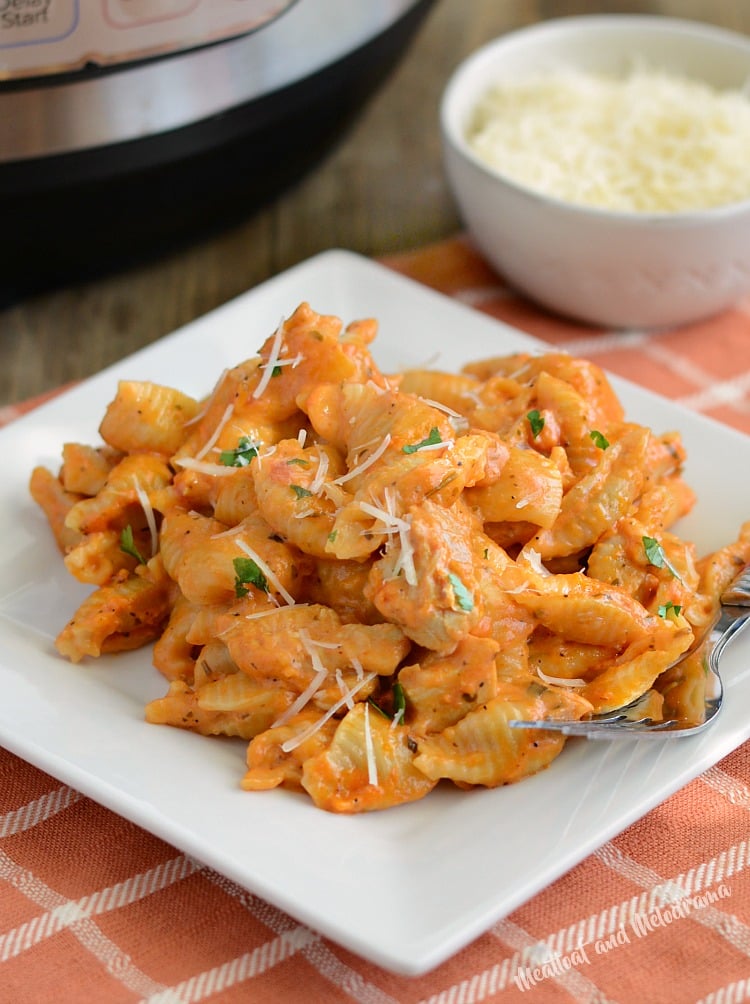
[30,303,750,813]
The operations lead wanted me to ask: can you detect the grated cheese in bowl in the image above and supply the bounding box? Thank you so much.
[466,68,750,213]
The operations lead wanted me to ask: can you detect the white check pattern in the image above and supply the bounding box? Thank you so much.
[2,753,750,1003]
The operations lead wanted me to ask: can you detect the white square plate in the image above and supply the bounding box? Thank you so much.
[1,250,748,976]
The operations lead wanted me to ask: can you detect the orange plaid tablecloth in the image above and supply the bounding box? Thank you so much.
[2,236,750,1004]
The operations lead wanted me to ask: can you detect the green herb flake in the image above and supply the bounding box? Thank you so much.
[448,572,474,612]
[402,427,442,454]
[120,525,146,565]
[328,530,338,543]
[219,435,260,467]
[271,364,283,377]
[367,697,391,720]
[232,556,268,598]
[589,429,610,449]
[291,484,313,499]
[392,682,407,724]
[286,457,310,467]
[527,409,545,438]
[658,601,683,619]
[642,535,682,580]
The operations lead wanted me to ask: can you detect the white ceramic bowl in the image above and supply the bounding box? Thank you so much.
[440,15,750,328]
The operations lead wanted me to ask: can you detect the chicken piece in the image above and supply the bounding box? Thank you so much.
[365,498,484,651]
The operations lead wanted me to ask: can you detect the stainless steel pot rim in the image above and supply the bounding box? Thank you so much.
[0,1,423,163]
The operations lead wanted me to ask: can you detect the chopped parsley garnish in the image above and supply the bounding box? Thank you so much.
[589,429,610,449]
[328,529,338,543]
[271,364,283,377]
[527,409,545,438]
[120,525,146,565]
[369,684,407,724]
[658,601,683,619]
[642,536,682,580]
[402,427,442,454]
[233,556,268,597]
[448,572,474,612]
[219,436,260,467]
[291,484,313,498]
[392,682,407,724]
[286,457,310,467]
[367,697,391,720]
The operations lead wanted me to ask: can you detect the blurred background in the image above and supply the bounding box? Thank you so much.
[2,0,750,410]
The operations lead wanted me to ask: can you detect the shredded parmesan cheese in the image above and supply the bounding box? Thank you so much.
[174,457,238,477]
[336,669,355,710]
[363,702,379,786]
[334,434,392,486]
[393,520,417,586]
[308,449,329,495]
[132,476,158,558]
[357,500,410,534]
[194,403,235,461]
[419,397,471,433]
[252,318,285,400]
[270,628,330,728]
[522,548,552,577]
[182,368,229,427]
[413,438,454,453]
[536,668,588,689]
[280,671,377,752]
[244,605,306,621]
[467,67,750,212]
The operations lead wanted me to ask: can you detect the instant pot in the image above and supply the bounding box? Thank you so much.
[0,0,434,288]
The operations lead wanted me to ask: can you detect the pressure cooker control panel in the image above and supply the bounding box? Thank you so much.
[0,0,294,78]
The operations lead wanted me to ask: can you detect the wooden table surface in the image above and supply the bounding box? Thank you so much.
[3,0,750,408]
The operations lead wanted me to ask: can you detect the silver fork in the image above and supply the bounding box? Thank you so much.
[509,562,750,740]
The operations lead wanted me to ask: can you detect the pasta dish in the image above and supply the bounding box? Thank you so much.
[30,304,750,812]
